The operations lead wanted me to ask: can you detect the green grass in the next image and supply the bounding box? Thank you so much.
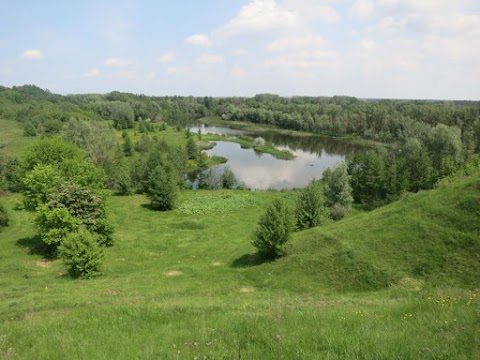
[0,119,37,157]
[1,173,480,358]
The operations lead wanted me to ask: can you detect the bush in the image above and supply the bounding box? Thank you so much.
[296,180,326,230]
[330,203,348,221]
[253,198,294,259]
[0,202,9,229]
[23,122,37,137]
[147,164,178,211]
[59,229,104,279]
[35,205,80,249]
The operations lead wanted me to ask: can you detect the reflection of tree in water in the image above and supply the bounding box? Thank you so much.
[258,132,366,157]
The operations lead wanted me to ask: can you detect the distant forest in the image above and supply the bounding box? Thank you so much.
[1,84,479,147]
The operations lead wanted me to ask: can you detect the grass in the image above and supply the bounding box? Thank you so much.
[1,172,479,358]
[0,119,37,157]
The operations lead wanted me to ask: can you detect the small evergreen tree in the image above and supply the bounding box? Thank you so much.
[59,229,105,279]
[123,134,134,157]
[253,199,293,259]
[147,164,177,211]
[0,202,9,229]
[296,180,326,230]
[186,137,199,160]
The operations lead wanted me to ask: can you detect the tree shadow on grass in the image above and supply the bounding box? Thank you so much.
[231,252,275,268]
[16,235,55,259]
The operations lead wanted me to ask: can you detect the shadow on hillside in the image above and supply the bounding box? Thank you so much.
[231,252,274,268]
[16,235,55,259]
[170,221,207,230]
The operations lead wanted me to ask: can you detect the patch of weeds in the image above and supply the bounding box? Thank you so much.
[177,193,257,215]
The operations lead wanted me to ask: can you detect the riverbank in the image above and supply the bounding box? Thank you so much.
[200,116,388,149]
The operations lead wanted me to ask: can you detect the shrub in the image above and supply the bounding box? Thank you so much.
[59,229,104,279]
[296,180,326,230]
[0,202,9,229]
[253,137,266,147]
[330,203,348,221]
[253,198,294,259]
[147,164,178,211]
[23,122,37,137]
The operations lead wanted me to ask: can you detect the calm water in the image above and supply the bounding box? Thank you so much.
[190,125,365,190]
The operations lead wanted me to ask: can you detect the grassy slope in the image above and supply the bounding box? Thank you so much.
[0,175,479,358]
[0,119,36,157]
[266,174,480,292]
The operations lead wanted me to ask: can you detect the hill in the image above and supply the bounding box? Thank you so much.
[266,173,480,292]
[0,173,479,358]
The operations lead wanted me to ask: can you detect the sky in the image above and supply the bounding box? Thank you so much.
[0,0,479,99]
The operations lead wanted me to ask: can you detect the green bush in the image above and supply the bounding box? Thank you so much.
[296,180,326,230]
[147,164,178,211]
[0,202,9,229]
[253,198,294,259]
[59,229,104,279]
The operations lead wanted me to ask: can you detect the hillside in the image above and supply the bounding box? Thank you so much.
[266,173,480,292]
[0,173,479,358]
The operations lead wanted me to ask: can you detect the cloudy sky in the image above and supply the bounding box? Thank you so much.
[1,0,479,99]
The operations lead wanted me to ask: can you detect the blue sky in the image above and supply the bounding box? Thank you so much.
[1,0,479,99]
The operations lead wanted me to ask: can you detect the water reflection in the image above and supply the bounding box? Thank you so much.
[206,142,343,190]
[192,125,365,190]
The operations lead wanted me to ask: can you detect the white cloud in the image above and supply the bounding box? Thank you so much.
[20,49,44,60]
[103,57,132,67]
[185,33,211,46]
[221,0,298,36]
[267,35,328,52]
[349,0,374,19]
[158,52,176,63]
[83,68,100,77]
[231,65,247,80]
[233,48,249,56]
[167,66,192,74]
[264,50,340,69]
[283,1,340,23]
[197,54,225,65]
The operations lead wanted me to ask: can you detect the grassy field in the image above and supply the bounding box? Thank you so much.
[1,118,479,358]
[0,173,479,358]
[0,119,37,157]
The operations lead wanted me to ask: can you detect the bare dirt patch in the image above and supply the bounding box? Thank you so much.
[165,270,182,277]
[239,287,255,293]
[36,259,53,268]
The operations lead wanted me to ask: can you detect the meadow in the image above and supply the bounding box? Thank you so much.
[0,117,479,359]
